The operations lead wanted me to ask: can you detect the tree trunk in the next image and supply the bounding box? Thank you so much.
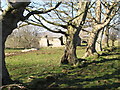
[61,2,90,63]
[61,26,78,65]
[95,29,104,52]
[1,2,30,85]
[105,28,109,47]
[112,40,115,46]
[83,0,101,58]
[2,20,16,85]
[2,36,13,85]
[84,30,100,57]
[83,0,118,57]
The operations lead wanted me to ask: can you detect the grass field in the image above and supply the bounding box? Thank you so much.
[5,45,120,89]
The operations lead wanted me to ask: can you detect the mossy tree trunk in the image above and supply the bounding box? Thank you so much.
[61,2,90,65]
[61,25,78,65]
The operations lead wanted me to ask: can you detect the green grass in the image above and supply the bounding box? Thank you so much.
[5,49,21,53]
[5,46,120,89]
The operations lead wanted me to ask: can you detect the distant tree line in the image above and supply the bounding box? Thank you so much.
[5,25,40,48]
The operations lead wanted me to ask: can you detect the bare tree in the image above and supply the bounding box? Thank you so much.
[5,25,40,48]
[25,1,91,65]
[83,0,119,57]
[103,10,120,48]
[1,0,61,85]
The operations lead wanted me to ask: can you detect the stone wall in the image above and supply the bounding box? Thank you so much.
[39,38,48,47]
[49,38,62,47]
[39,35,82,47]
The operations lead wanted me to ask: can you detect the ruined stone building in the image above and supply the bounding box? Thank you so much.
[39,35,65,47]
[39,35,82,47]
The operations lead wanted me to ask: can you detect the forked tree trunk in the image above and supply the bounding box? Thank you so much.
[61,2,90,64]
[84,0,101,58]
[61,26,78,65]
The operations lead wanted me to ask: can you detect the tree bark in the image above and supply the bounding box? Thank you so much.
[84,33,97,57]
[95,29,104,52]
[1,2,30,85]
[112,40,115,46]
[2,30,13,85]
[105,28,109,47]
[61,26,78,65]
[2,16,20,85]
[2,16,18,84]
[84,29,101,57]
[84,0,101,57]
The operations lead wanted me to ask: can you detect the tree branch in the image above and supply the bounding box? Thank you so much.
[25,20,43,27]
[69,1,93,23]
[79,2,91,27]
[54,10,68,23]
[37,14,67,29]
[26,15,68,36]
[3,1,30,16]
[95,12,117,30]
[40,23,68,36]
[81,28,91,33]
[102,3,118,23]
[22,2,62,21]
[55,9,72,20]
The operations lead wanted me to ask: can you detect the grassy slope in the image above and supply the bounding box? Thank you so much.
[5,46,120,89]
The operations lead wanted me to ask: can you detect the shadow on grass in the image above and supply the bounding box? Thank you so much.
[22,67,119,89]
[12,47,120,89]
[13,55,119,90]
[101,46,120,56]
[101,51,120,56]
[91,82,120,89]
[19,52,119,89]
[78,57,119,68]
[55,69,120,89]
[27,78,56,89]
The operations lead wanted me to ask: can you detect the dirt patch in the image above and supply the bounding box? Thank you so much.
[5,50,38,57]
[5,52,18,56]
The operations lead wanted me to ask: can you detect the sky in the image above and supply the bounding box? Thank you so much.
[1,0,7,10]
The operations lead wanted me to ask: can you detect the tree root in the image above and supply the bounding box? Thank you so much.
[1,84,28,90]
